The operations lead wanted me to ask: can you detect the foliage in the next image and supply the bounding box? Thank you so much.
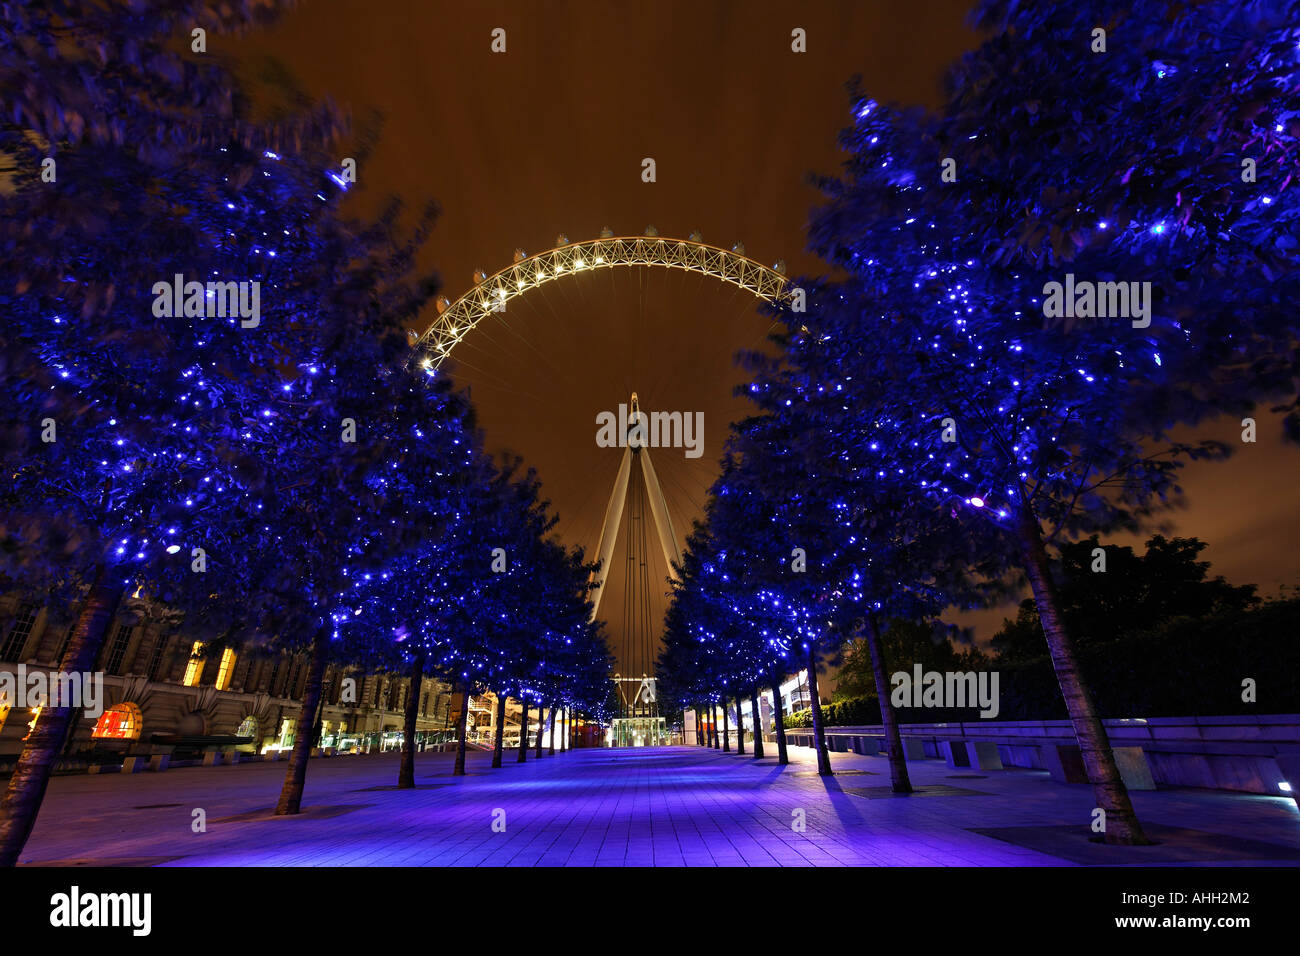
[834,619,988,700]
[991,534,1259,660]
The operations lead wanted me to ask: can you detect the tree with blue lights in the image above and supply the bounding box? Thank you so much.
[713,418,854,776]
[440,462,566,774]
[557,618,616,750]
[662,441,836,769]
[0,0,377,861]
[256,309,490,809]
[742,265,1042,785]
[348,450,605,777]
[529,542,606,755]
[759,0,1300,842]
[659,526,736,751]
[310,378,485,788]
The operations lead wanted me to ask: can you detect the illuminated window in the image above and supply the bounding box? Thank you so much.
[92,703,142,740]
[236,715,258,741]
[182,641,206,686]
[215,648,236,690]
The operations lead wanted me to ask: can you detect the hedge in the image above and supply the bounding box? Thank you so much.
[786,598,1300,726]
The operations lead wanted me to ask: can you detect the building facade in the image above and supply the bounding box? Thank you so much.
[0,594,462,763]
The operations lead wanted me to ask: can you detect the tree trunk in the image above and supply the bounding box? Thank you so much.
[1018,508,1149,845]
[771,678,789,765]
[275,627,330,814]
[517,701,529,762]
[734,695,745,755]
[547,702,556,755]
[559,707,567,752]
[534,704,545,759]
[807,646,833,776]
[59,704,85,758]
[711,702,720,749]
[0,567,122,866]
[491,692,507,768]
[309,678,327,752]
[750,686,765,759]
[865,614,912,794]
[398,652,425,788]
[722,698,731,752]
[453,681,472,776]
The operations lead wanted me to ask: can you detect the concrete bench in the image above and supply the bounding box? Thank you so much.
[968,741,1004,770]
[1272,753,1299,802]
[1040,743,1155,790]
[202,751,223,767]
[121,756,147,773]
[149,754,170,772]
[940,740,968,768]
[848,736,885,755]
[940,739,1005,770]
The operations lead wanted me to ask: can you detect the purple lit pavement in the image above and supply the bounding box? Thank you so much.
[16,745,1300,866]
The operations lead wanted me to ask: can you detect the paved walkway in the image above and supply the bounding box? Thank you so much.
[16,744,1300,866]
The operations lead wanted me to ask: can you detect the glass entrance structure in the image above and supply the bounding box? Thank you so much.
[609,717,667,748]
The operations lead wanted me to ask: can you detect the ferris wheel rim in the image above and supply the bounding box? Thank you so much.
[413,234,792,369]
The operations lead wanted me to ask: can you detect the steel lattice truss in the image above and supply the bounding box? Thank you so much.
[414,235,793,368]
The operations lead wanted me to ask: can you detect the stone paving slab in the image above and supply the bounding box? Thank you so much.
[12,744,1300,866]
[969,823,1300,865]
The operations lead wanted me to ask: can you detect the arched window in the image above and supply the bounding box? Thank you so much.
[92,703,143,740]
